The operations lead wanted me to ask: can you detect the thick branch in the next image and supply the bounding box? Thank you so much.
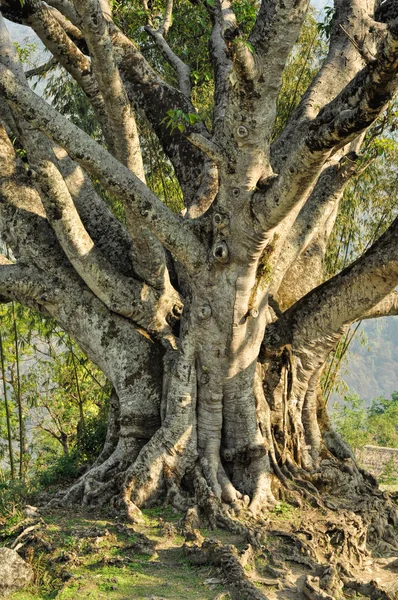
[107,23,211,205]
[0,65,205,270]
[307,21,398,152]
[0,262,58,306]
[44,0,79,26]
[254,19,398,232]
[74,0,145,180]
[360,289,398,319]
[0,116,167,395]
[270,153,359,301]
[250,0,309,58]
[248,0,309,109]
[12,0,115,151]
[287,215,398,347]
[271,1,384,181]
[0,15,135,279]
[71,0,171,286]
[34,158,177,335]
[2,13,169,290]
[209,0,234,135]
[53,147,137,277]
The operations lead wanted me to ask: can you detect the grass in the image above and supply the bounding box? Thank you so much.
[3,506,226,600]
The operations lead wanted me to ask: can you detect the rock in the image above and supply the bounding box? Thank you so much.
[23,505,40,518]
[0,547,34,597]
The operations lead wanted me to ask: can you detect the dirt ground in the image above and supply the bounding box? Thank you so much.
[1,498,397,600]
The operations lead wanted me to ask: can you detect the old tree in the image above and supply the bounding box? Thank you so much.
[1,0,398,589]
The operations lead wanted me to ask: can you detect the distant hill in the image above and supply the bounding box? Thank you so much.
[340,317,398,403]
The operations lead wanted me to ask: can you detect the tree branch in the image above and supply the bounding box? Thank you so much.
[360,289,398,320]
[74,0,145,180]
[105,22,211,205]
[0,14,135,279]
[2,13,171,291]
[44,0,79,26]
[270,152,360,303]
[187,133,223,164]
[141,0,190,95]
[0,65,206,271]
[254,19,398,232]
[53,146,137,277]
[271,0,382,171]
[145,25,191,98]
[249,0,309,91]
[25,57,58,79]
[35,158,180,338]
[0,263,58,306]
[208,0,234,134]
[71,0,173,287]
[0,109,166,384]
[11,0,115,152]
[307,21,398,152]
[286,215,398,347]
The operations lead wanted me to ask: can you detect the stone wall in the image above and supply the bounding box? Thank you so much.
[355,445,398,478]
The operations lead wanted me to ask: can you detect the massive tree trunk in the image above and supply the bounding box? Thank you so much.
[0,0,398,565]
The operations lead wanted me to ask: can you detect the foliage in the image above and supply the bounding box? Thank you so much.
[272,8,327,139]
[379,457,398,485]
[317,6,335,40]
[0,296,110,506]
[161,109,202,133]
[332,391,398,450]
[13,41,37,66]
[332,393,373,450]
[44,70,103,141]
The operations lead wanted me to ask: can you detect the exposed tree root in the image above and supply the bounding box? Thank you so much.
[190,465,264,546]
[343,579,396,600]
[303,575,336,600]
[312,452,398,556]
[185,538,270,600]
[47,439,138,509]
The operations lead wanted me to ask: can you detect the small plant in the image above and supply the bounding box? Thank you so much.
[161,109,202,133]
[13,41,37,66]
[271,501,295,518]
[317,6,335,40]
[379,457,398,485]
[0,476,36,525]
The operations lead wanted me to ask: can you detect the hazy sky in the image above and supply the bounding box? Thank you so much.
[312,0,327,8]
